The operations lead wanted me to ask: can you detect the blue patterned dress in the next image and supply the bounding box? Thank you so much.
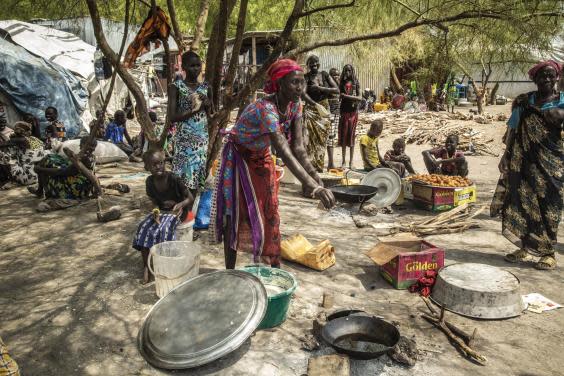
[172,80,209,191]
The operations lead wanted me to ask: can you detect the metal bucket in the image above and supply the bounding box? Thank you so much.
[431,263,525,319]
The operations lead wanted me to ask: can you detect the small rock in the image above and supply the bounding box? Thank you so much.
[389,336,418,367]
[300,334,320,351]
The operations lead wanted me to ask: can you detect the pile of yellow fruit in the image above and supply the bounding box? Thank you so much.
[409,174,473,187]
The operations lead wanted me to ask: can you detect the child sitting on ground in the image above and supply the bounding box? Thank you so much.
[359,119,406,177]
[384,138,415,175]
[44,106,66,149]
[422,134,468,177]
[132,149,194,284]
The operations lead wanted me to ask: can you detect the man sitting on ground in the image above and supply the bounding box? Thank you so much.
[105,110,134,156]
[422,134,468,177]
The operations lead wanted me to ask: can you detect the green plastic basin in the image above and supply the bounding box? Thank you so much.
[242,265,298,329]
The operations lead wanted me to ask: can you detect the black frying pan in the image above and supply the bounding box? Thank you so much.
[321,314,400,359]
[330,184,379,211]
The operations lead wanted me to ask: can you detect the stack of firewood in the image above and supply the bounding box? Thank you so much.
[399,204,485,236]
[357,111,500,156]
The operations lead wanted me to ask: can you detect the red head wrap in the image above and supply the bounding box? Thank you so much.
[528,60,562,80]
[263,59,303,94]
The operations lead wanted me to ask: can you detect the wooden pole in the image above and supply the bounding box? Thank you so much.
[251,35,257,101]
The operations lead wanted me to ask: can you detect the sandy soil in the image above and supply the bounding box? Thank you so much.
[1,104,562,376]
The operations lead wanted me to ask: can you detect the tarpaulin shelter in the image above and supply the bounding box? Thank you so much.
[0,20,131,137]
[0,36,87,138]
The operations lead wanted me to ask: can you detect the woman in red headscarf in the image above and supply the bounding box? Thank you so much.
[211,59,335,268]
[491,60,563,270]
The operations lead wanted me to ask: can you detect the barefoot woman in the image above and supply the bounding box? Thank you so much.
[491,60,563,270]
[212,59,335,268]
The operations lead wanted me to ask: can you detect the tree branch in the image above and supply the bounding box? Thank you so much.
[224,0,249,97]
[167,0,185,52]
[206,0,306,172]
[191,0,210,52]
[101,0,133,116]
[290,10,510,55]
[86,0,155,142]
[299,0,355,18]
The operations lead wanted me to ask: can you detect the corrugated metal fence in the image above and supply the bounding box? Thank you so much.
[300,28,391,97]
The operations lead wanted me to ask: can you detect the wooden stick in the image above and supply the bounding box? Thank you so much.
[63,147,102,196]
[421,314,487,365]
[420,297,486,365]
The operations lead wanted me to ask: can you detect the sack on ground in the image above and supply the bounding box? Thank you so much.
[58,139,128,164]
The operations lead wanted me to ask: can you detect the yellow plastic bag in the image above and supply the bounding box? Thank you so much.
[281,234,336,271]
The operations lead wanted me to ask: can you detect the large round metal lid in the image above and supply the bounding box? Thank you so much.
[138,270,267,369]
[361,168,401,208]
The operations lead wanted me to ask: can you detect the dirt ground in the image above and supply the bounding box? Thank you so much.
[1,104,563,376]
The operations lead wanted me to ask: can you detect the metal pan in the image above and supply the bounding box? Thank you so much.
[431,263,525,319]
[321,315,400,359]
[330,184,379,211]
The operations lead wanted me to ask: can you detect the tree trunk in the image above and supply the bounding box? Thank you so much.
[390,66,402,93]
[224,0,249,97]
[191,0,210,52]
[476,93,484,114]
[205,0,306,173]
[489,82,499,105]
[205,0,237,111]
[167,0,185,51]
[86,0,156,143]
[101,0,133,115]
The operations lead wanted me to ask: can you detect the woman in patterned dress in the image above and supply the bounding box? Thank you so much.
[211,59,335,268]
[0,121,47,188]
[168,51,213,194]
[491,60,563,270]
[31,136,97,200]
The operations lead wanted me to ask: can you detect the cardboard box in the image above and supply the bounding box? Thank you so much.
[366,238,445,289]
[412,182,476,212]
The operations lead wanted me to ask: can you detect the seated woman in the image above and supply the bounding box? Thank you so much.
[359,119,406,177]
[132,149,194,283]
[384,138,415,174]
[0,121,47,189]
[31,136,97,200]
[422,134,468,177]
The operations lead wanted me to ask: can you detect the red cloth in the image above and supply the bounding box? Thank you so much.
[527,60,562,80]
[264,59,303,94]
[234,145,281,266]
[338,111,358,147]
[391,94,406,109]
[124,7,171,68]
[409,270,438,297]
